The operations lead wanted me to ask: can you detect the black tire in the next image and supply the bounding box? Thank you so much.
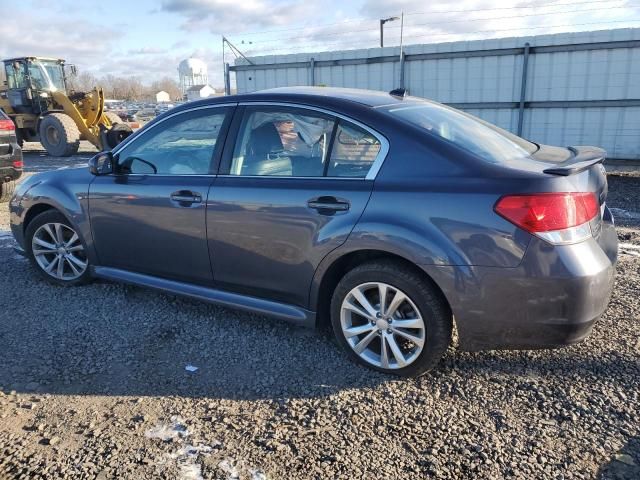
[39,113,80,157]
[330,260,452,377]
[106,123,133,149]
[0,180,15,202]
[104,111,123,125]
[25,210,92,286]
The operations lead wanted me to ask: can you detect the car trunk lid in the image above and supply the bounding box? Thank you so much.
[525,144,608,205]
[536,145,606,176]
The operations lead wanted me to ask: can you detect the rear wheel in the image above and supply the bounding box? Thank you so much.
[15,128,24,147]
[331,260,452,377]
[0,180,15,202]
[39,113,80,157]
[25,210,91,286]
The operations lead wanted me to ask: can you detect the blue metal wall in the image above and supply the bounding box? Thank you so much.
[233,28,640,160]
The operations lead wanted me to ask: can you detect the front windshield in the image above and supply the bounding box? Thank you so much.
[27,60,65,92]
[383,101,538,164]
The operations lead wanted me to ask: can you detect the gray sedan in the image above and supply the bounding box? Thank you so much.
[9,87,618,376]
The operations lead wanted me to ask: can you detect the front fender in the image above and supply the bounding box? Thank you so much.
[9,168,96,263]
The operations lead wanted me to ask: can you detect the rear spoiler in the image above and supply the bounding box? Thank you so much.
[542,146,605,176]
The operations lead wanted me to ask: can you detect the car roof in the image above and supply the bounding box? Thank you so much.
[253,87,410,107]
[189,86,416,109]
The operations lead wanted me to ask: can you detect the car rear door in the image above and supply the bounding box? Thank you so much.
[206,104,388,307]
[89,104,233,285]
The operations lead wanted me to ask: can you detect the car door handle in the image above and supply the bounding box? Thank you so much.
[170,191,202,204]
[307,196,350,213]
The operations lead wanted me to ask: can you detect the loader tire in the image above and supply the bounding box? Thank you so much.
[104,112,123,126]
[0,180,15,202]
[39,113,80,157]
[106,123,133,149]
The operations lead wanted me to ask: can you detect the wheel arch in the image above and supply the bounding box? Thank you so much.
[23,202,58,233]
[312,248,453,330]
[16,175,97,264]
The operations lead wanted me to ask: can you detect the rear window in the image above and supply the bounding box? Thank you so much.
[383,102,537,164]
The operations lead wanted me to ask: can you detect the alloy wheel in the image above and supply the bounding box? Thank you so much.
[340,282,426,369]
[31,222,87,281]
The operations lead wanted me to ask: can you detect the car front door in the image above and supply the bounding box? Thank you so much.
[89,105,233,285]
[207,104,387,307]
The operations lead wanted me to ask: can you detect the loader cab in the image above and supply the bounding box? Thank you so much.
[2,57,67,114]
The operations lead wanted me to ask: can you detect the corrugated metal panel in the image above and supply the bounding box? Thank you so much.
[234,28,640,159]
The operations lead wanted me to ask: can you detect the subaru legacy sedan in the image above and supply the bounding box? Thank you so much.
[9,87,617,376]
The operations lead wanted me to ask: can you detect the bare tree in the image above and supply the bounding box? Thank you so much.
[64,69,182,102]
[69,71,97,92]
[149,77,181,101]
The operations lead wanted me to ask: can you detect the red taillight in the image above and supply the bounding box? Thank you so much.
[495,192,598,233]
[12,159,23,169]
[0,119,15,131]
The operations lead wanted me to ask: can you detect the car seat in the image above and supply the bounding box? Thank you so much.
[242,123,292,176]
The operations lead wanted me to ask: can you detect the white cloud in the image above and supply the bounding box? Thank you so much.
[160,0,318,32]
[128,47,169,55]
[239,0,640,57]
[0,18,116,64]
[1,0,638,87]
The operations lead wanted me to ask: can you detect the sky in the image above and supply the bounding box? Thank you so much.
[1,0,639,87]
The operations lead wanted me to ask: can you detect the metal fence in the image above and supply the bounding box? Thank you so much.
[228,28,640,160]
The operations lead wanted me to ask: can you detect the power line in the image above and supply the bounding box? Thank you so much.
[241,19,640,56]
[231,0,630,38]
[234,3,638,46]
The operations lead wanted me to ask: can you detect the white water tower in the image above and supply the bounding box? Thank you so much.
[178,57,208,96]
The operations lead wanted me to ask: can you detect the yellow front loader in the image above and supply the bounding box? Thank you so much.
[0,57,132,157]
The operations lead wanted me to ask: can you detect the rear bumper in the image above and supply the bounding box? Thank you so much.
[424,213,618,352]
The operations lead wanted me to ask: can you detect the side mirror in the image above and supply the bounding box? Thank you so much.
[69,64,77,77]
[89,151,114,175]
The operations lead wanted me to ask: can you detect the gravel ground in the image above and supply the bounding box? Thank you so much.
[0,145,638,479]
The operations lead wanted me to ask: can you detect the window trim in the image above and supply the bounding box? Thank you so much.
[110,103,236,176]
[219,101,389,181]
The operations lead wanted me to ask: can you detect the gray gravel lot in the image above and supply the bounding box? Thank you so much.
[0,144,638,479]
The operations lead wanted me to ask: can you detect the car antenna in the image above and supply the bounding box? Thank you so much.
[389,88,406,98]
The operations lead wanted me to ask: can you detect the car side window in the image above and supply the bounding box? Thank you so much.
[230,108,335,177]
[117,108,229,175]
[327,121,382,178]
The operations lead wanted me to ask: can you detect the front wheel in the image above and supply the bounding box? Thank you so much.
[331,260,452,377]
[38,113,80,157]
[104,111,123,126]
[25,210,92,286]
[105,123,133,149]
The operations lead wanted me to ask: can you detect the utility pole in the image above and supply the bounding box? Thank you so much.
[221,36,255,96]
[399,11,405,89]
[379,16,399,48]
